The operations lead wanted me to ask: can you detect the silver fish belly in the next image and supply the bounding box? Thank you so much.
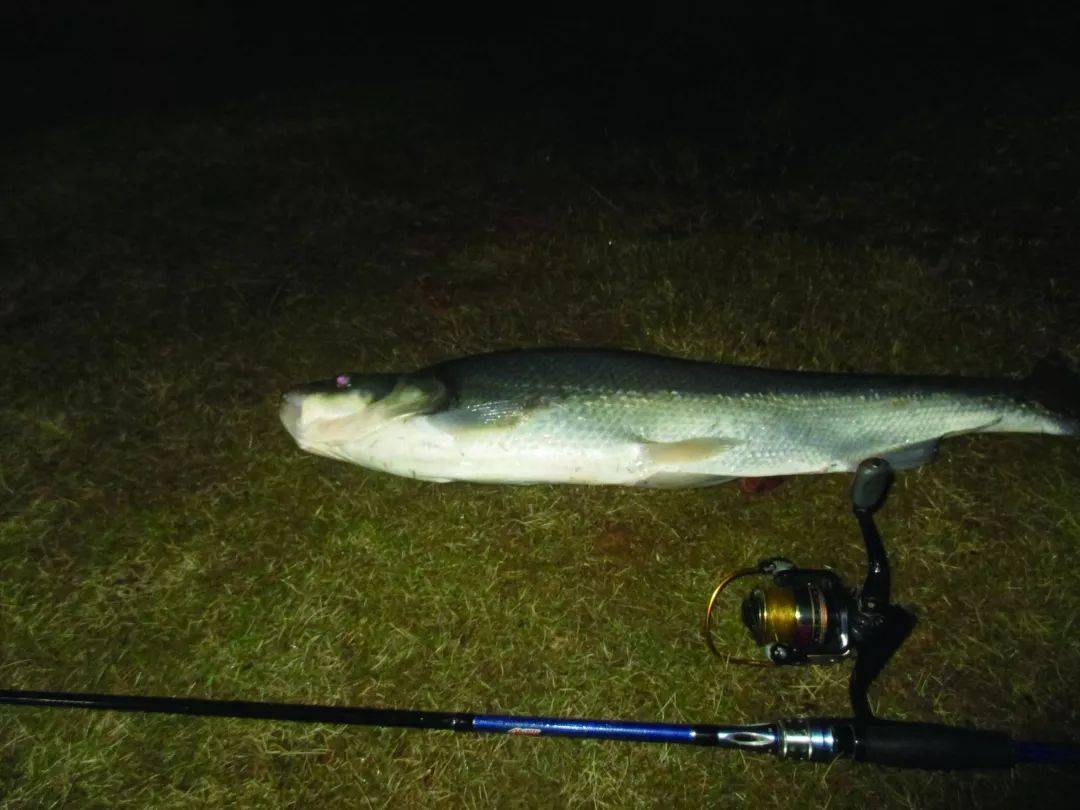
[280,349,1077,487]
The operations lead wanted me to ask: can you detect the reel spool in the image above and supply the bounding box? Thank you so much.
[703,559,855,666]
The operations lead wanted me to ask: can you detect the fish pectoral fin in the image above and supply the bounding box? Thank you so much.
[641,437,738,465]
[379,375,449,419]
[426,400,532,433]
[877,439,940,470]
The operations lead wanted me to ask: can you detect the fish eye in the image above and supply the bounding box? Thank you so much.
[320,373,398,403]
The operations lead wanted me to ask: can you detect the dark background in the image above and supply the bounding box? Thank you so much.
[6,2,1080,314]
[6,3,1078,132]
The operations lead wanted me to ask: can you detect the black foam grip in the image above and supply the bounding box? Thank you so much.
[853,720,1015,769]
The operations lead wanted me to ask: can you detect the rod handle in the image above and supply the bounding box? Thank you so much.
[852,720,1015,769]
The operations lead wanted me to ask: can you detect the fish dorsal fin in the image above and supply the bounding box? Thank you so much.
[641,437,738,465]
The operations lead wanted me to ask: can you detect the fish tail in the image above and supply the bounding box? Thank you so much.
[1021,352,1080,436]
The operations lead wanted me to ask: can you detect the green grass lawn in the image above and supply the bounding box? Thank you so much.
[2,75,1079,807]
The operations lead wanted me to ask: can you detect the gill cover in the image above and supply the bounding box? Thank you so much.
[285,372,449,449]
[323,374,448,439]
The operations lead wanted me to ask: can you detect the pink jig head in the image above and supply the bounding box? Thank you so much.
[335,374,351,389]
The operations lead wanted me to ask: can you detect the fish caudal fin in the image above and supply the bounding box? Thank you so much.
[1024,352,1080,436]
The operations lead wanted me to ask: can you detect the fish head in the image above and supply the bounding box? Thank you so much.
[280,372,447,459]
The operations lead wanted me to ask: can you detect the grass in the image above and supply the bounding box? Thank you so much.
[2,69,1080,807]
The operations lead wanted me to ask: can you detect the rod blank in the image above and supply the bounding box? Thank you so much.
[3,688,1077,769]
[0,688,772,750]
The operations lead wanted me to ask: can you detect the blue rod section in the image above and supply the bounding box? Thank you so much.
[473,714,700,744]
[0,689,735,748]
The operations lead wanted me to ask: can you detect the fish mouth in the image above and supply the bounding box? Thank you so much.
[279,392,305,441]
[279,390,377,458]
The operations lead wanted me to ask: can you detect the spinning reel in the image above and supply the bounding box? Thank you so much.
[704,458,916,718]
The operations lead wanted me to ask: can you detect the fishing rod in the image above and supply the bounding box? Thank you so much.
[2,686,1074,769]
[2,461,1077,770]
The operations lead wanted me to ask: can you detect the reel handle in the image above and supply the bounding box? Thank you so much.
[851,458,893,513]
[851,458,893,610]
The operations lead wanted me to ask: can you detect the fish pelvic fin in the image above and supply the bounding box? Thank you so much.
[638,473,737,488]
[641,437,738,466]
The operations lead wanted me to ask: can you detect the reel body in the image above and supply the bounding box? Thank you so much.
[704,458,913,718]
[705,558,858,665]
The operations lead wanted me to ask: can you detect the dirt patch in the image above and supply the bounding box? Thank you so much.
[594,522,660,564]
[739,476,790,496]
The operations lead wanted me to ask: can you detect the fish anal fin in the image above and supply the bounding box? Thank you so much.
[639,473,737,489]
[877,439,940,471]
[642,437,737,465]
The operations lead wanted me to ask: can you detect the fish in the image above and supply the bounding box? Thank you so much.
[279,349,1078,487]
